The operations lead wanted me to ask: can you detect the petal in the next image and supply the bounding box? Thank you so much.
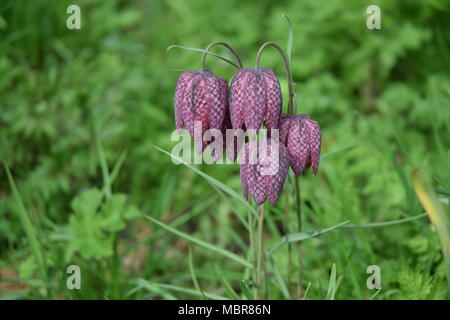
[229,70,247,130]
[286,119,308,176]
[240,143,250,200]
[206,74,227,130]
[175,71,199,129]
[192,74,212,151]
[305,119,321,175]
[182,75,201,138]
[261,69,282,129]
[244,71,266,134]
[267,143,290,205]
[279,114,292,145]
[249,164,267,205]
[245,142,267,204]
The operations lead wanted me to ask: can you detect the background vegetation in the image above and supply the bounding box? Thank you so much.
[1,0,449,299]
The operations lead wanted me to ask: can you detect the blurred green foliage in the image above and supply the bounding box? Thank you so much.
[0,0,449,299]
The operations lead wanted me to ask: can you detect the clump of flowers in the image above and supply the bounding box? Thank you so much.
[172,41,321,206]
[168,20,322,299]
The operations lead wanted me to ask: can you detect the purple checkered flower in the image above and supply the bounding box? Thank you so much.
[279,114,321,176]
[229,68,282,134]
[240,140,290,205]
[207,107,238,162]
[174,69,228,151]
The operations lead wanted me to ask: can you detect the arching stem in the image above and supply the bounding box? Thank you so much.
[201,41,243,70]
[255,42,294,114]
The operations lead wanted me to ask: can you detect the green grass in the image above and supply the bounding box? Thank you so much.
[1,0,450,300]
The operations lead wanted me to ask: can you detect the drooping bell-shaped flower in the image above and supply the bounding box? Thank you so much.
[174,69,228,151]
[207,106,238,162]
[279,114,321,176]
[240,140,290,205]
[229,68,282,134]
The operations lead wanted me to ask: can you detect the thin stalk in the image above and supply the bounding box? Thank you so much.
[448,149,450,217]
[284,191,292,288]
[256,204,266,299]
[255,42,294,113]
[294,177,303,298]
[256,41,302,298]
[201,41,243,70]
[248,209,257,297]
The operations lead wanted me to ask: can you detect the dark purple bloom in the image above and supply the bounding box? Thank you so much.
[174,69,228,151]
[279,114,321,176]
[229,68,282,134]
[240,140,290,205]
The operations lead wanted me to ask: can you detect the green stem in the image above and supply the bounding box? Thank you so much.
[256,204,266,299]
[294,176,303,298]
[248,209,257,297]
[255,41,294,113]
[284,192,292,288]
[201,41,243,70]
[256,41,302,298]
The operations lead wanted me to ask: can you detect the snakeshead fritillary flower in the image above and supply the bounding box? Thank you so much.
[240,140,290,205]
[207,107,237,162]
[229,68,282,134]
[174,69,228,151]
[279,114,321,176]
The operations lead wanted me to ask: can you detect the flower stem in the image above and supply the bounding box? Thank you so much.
[294,176,303,298]
[248,208,257,297]
[255,42,294,114]
[256,203,266,299]
[201,41,243,70]
[256,41,303,298]
[284,191,292,288]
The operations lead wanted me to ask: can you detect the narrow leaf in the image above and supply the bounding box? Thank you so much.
[281,13,294,65]
[153,145,257,215]
[267,220,350,257]
[167,45,240,69]
[412,170,450,296]
[145,215,252,269]
[326,263,337,300]
[134,279,228,300]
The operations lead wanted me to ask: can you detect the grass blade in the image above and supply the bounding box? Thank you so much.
[369,288,381,300]
[3,162,47,293]
[268,256,291,299]
[448,149,450,216]
[188,248,206,299]
[343,213,427,228]
[326,263,337,300]
[96,137,111,199]
[267,220,350,257]
[145,215,252,269]
[153,145,257,215]
[215,265,240,300]
[301,282,312,300]
[105,149,127,195]
[321,144,357,160]
[281,13,294,65]
[240,280,254,300]
[134,279,228,300]
[412,170,450,297]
